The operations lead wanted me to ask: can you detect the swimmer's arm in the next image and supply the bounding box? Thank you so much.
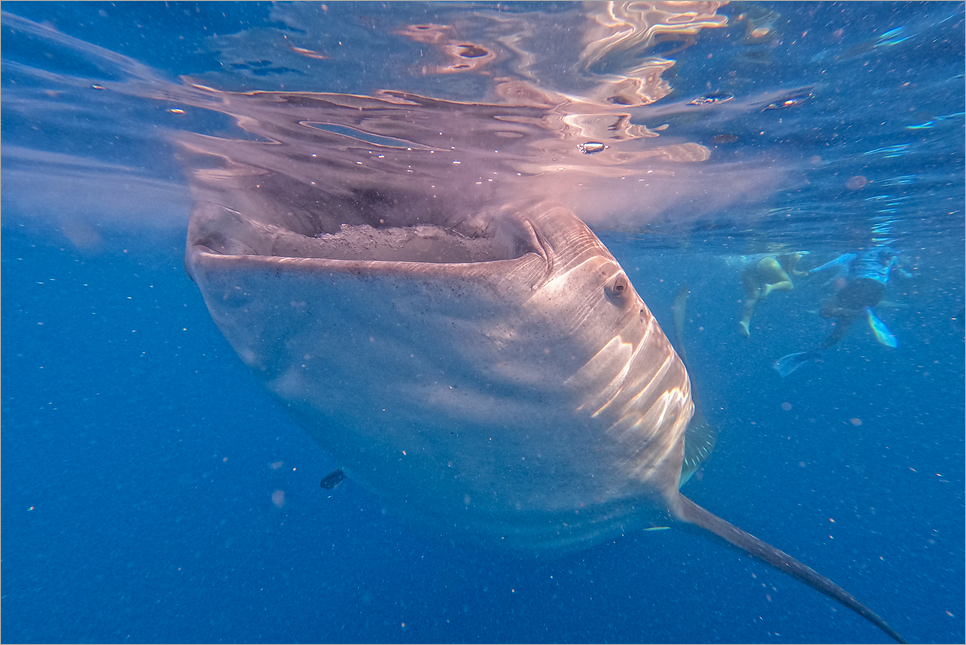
[893,256,913,278]
[809,253,854,273]
[807,253,855,282]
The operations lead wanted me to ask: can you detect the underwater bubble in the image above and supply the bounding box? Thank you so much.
[761,89,815,111]
[578,142,607,154]
[688,92,734,106]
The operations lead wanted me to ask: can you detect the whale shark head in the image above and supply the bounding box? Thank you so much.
[187,193,693,552]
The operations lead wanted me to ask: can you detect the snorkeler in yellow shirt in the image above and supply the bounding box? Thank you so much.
[738,252,810,337]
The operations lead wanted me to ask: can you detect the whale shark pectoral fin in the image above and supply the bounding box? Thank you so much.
[671,283,718,488]
[673,494,906,644]
[671,283,691,365]
[680,411,717,487]
[866,307,898,347]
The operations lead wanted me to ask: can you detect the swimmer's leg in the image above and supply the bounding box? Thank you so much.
[758,258,793,297]
[738,319,751,337]
[763,279,793,297]
[739,280,761,337]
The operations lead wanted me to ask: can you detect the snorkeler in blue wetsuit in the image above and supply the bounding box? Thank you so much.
[774,247,912,377]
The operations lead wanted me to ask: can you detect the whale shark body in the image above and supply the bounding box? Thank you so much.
[183,89,904,643]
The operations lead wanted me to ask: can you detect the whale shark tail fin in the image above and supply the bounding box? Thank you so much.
[674,494,906,643]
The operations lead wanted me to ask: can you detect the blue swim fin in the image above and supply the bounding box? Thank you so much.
[866,307,897,347]
[774,352,812,377]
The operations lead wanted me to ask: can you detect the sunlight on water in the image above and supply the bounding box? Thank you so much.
[3,3,962,251]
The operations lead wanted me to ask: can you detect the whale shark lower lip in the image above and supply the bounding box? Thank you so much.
[181,88,905,643]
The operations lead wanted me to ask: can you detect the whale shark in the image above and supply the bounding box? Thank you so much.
[181,88,905,643]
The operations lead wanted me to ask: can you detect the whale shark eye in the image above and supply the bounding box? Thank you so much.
[607,275,629,300]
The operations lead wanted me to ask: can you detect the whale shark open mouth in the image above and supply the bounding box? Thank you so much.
[190,202,541,266]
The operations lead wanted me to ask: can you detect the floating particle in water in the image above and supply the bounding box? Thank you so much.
[688,92,734,106]
[781,402,792,411]
[272,490,286,507]
[864,143,909,158]
[761,89,814,111]
[850,418,863,426]
[846,175,869,190]
[578,142,607,154]
[711,134,738,144]
[289,45,328,60]
[320,468,347,490]
[875,26,910,48]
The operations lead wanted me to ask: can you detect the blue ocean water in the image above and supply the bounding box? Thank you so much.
[2,3,963,644]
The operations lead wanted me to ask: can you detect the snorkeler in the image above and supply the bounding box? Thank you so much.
[738,252,809,337]
[774,246,912,377]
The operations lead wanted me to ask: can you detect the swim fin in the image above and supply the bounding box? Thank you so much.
[867,307,897,347]
[774,351,813,377]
